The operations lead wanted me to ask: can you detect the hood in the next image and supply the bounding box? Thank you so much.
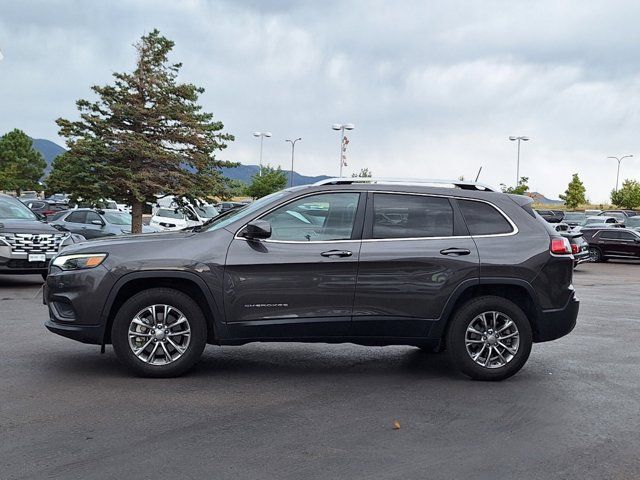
[0,219,62,235]
[61,230,197,253]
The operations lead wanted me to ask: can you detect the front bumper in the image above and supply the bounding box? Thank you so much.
[44,318,103,344]
[534,293,579,342]
[0,247,56,274]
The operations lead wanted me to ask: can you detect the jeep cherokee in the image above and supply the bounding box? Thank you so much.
[44,179,579,381]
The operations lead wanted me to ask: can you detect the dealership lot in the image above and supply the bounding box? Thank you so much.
[1,262,639,479]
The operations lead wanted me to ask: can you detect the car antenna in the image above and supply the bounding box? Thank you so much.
[475,166,483,182]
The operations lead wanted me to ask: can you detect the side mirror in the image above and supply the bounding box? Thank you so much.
[240,220,271,240]
[91,219,104,226]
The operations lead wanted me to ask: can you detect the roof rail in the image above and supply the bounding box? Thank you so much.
[313,177,496,192]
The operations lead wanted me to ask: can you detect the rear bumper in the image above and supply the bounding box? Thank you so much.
[534,293,579,342]
[574,251,591,266]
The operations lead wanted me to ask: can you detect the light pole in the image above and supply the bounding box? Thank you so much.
[607,155,633,192]
[509,136,530,186]
[285,137,302,188]
[332,123,355,177]
[252,131,272,176]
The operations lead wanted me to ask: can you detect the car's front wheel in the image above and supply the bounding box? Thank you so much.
[446,296,532,381]
[111,288,207,377]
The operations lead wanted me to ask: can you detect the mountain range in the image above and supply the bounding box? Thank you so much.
[29,138,562,203]
[31,138,330,186]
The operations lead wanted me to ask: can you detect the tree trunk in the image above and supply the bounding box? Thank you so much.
[131,199,143,234]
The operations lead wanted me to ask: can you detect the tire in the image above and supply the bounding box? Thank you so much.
[589,247,605,263]
[446,296,532,381]
[111,288,207,377]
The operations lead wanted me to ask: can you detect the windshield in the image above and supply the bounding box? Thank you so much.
[0,197,38,220]
[195,205,218,218]
[625,217,640,228]
[204,190,294,232]
[156,208,185,219]
[563,212,585,221]
[103,211,132,225]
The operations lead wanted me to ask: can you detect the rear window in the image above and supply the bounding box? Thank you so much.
[372,194,454,239]
[598,231,620,240]
[458,200,514,236]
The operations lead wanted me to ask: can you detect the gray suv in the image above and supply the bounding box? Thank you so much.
[44,179,579,381]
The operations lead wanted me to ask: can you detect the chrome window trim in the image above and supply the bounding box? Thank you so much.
[233,189,518,244]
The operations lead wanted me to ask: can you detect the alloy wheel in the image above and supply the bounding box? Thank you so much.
[127,304,191,365]
[465,311,520,369]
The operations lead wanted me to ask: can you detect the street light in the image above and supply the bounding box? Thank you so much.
[332,123,355,177]
[285,137,302,188]
[607,155,633,192]
[252,131,272,176]
[509,136,530,186]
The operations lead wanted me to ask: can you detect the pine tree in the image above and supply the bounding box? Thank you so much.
[0,129,47,195]
[559,173,587,209]
[54,29,235,232]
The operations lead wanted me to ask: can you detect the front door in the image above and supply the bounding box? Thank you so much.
[352,192,480,337]
[224,192,364,338]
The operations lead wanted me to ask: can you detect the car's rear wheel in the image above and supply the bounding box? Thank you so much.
[446,296,532,381]
[111,288,207,377]
[589,247,605,262]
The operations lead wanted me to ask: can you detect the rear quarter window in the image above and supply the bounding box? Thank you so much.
[458,200,514,236]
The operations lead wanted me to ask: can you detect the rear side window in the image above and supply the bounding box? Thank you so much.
[65,211,86,223]
[372,194,453,239]
[459,200,513,236]
[598,231,620,240]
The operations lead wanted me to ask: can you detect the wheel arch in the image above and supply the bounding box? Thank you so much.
[432,278,543,342]
[100,271,221,345]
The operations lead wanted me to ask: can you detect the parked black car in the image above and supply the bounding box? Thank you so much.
[48,209,158,239]
[536,209,565,223]
[581,227,640,262]
[559,231,590,267]
[0,194,83,279]
[45,179,579,381]
[22,199,68,219]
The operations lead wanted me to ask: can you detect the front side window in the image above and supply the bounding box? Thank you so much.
[85,212,103,225]
[261,192,360,241]
[618,232,637,241]
[372,194,453,239]
[459,199,513,236]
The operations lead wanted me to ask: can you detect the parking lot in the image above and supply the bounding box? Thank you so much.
[1,262,639,480]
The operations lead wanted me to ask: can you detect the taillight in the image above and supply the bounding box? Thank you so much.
[571,243,579,254]
[550,237,572,255]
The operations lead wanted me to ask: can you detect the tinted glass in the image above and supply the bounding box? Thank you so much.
[156,209,184,219]
[263,192,360,241]
[618,231,637,241]
[372,194,453,239]
[599,231,620,240]
[65,211,86,223]
[85,212,103,224]
[459,200,513,235]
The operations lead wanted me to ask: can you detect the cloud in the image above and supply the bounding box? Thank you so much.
[2,0,640,201]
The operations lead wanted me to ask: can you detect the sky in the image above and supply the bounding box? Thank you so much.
[2,0,640,202]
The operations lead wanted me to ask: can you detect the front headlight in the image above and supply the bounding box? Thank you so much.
[52,253,108,271]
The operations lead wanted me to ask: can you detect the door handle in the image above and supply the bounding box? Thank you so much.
[440,247,471,256]
[321,250,353,258]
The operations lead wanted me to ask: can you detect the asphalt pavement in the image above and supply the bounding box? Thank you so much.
[1,262,639,479]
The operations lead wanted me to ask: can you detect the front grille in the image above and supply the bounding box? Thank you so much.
[7,259,49,269]
[4,233,65,254]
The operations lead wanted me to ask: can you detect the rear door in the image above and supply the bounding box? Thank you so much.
[352,192,479,337]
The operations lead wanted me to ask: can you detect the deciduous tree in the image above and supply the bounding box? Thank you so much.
[245,165,287,199]
[611,179,640,209]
